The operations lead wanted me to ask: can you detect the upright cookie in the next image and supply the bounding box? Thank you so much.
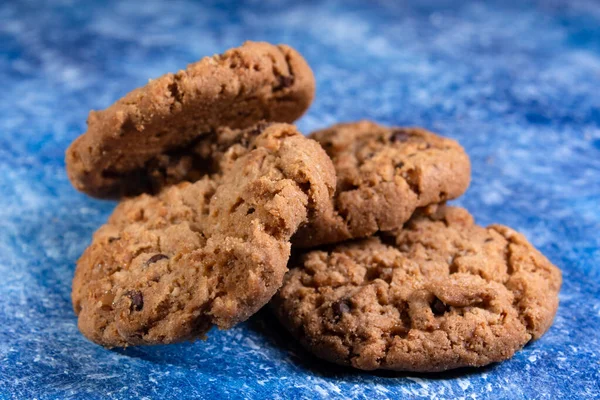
[293,121,471,247]
[72,123,335,347]
[66,41,315,198]
[274,206,561,372]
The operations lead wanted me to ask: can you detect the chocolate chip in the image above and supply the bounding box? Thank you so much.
[275,75,294,90]
[247,122,272,138]
[108,236,120,243]
[126,291,144,312]
[431,297,449,316]
[390,129,412,143]
[332,299,351,318]
[402,168,421,195]
[145,254,168,266]
[395,161,405,169]
[247,207,255,215]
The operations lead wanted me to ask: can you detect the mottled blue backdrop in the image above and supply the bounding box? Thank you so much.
[1,0,599,399]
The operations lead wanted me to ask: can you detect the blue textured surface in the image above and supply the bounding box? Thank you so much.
[1,0,600,398]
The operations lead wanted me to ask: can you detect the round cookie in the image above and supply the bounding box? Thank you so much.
[66,41,315,199]
[274,206,561,372]
[72,123,335,347]
[292,121,471,247]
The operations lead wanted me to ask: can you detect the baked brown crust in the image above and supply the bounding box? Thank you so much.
[292,121,471,247]
[72,123,335,347]
[274,206,561,372]
[66,42,315,198]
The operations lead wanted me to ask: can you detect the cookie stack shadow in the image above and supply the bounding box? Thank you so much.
[66,42,561,373]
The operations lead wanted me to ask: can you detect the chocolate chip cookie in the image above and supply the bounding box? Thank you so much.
[72,123,335,347]
[66,41,315,199]
[273,206,561,372]
[292,121,471,247]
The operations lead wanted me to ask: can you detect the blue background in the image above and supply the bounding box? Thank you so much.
[1,0,599,398]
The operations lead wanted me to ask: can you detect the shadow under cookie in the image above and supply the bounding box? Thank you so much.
[245,308,502,380]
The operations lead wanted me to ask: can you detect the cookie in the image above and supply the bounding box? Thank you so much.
[273,206,561,372]
[292,121,471,247]
[66,41,315,198]
[72,123,335,347]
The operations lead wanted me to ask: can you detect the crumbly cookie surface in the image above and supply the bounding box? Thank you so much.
[274,206,561,372]
[66,41,315,198]
[292,121,471,247]
[72,123,335,347]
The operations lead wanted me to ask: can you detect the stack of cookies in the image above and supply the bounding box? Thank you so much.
[66,42,561,372]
